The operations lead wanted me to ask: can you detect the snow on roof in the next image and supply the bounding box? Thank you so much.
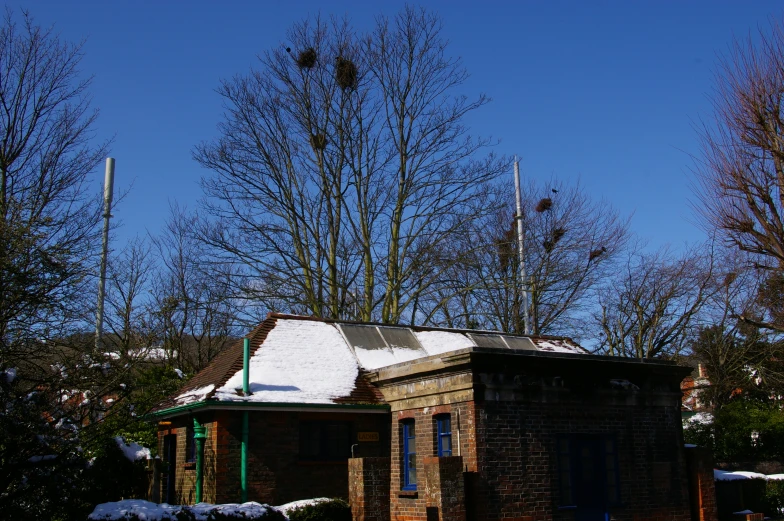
[415,330,475,355]
[214,319,359,404]
[531,338,587,354]
[714,469,769,481]
[115,437,151,461]
[164,315,591,409]
[684,412,714,426]
[175,384,214,405]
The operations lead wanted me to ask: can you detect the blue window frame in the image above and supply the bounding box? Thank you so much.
[402,421,416,490]
[436,415,452,457]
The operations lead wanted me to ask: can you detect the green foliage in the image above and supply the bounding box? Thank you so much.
[94,365,184,456]
[286,498,351,521]
[684,399,784,463]
[764,480,784,517]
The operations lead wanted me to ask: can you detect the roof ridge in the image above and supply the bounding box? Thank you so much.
[268,312,578,343]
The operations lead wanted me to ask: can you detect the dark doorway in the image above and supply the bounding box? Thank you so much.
[163,434,177,504]
[573,437,608,521]
[558,435,618,521]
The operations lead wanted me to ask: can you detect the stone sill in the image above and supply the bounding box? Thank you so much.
[397,490,418,499]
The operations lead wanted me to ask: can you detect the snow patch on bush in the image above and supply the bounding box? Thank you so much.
[275,497,330,515]
[114,437,151,461]
[88,500,283,520]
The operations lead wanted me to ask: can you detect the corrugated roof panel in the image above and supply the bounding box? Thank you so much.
[377,327,424,351]
[467,333,509,349]
[502,336,537,351]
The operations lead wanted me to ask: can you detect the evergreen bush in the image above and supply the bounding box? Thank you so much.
[286,498,351,521]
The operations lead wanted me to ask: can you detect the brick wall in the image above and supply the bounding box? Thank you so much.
[159,409,390,506]
[389,402,475,521]
[158,415,220,505]
[423,455,465,521]
[380,364,692,521]
[685,446,717,521]
[349,457,391,521]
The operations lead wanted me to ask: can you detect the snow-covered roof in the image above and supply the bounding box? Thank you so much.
[158,314,589,412]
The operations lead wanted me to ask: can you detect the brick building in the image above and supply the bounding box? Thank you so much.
[152,313,707,521]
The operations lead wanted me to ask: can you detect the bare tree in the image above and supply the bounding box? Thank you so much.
[150,204,241,373]
[0,10,107,357]
[594,244,717,359]
[695,18,784,333]
[195,7,505,324]
[103,237,156,355]
[0,10,127,518]
[424,178,629,336]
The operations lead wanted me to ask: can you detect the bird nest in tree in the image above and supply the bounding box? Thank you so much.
[589,246,607,261]
[297,48,317,69]
[543,228,567,253]
[735,220,755,233]
[535,198,553,212]
[335,56,358,90]
[310,133,327,151]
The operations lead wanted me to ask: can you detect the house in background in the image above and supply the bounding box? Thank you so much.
[152,313,710,521]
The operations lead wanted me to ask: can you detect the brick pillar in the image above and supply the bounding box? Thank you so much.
[685,446,718,521]
[423,456,466,521]
[349,457,391,521]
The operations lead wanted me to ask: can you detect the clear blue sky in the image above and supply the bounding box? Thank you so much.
[12,1,784,250]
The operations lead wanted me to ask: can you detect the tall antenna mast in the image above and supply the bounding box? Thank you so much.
[95,158,115,350]
[513,157,530,335]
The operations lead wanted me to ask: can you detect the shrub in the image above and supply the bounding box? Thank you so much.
[89,500,287,521]
[765,480,784,517]
[286,498,351,521]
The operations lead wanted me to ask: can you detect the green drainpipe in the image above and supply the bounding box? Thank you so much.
[241,338,250,502]
[193,417,206,503]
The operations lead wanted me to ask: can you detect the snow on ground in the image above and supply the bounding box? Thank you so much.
[115,437,151,461]
[275,497,330,515]
[215,319,358,404]
[89,500,177,520]
[175,384,214,405]
[415,331,475,355]
[89,500,279,520]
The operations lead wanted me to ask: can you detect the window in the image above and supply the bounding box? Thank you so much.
[402,421,416,490]
[185,424,195,462]
[436,415,452,457]
[299,421,351,461]
[557,435,620,508]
